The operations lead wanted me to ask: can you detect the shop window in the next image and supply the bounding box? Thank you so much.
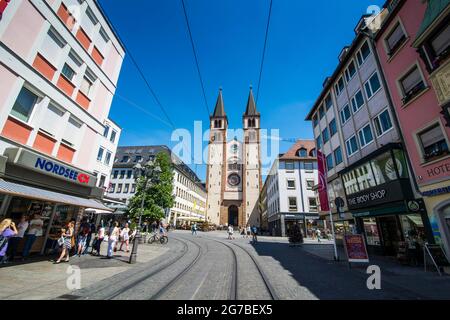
[10,87,39,123]
[393,149,409,179]
[385,22,407,57]
[343,170,359,195]
[288,197,298,212]
[399,65,426,104]
[363,218,381,246]
[356,163,377,190]
[418,123,449,162]
[370,150,398,185]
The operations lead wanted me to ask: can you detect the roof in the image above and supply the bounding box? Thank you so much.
[279,140,317,161]
[413,0,450,47]
[212,89,227,118]
[244,87,260,116]
[113,145,205,189]
[0,179,112,211]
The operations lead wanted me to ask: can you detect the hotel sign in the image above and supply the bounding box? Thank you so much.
[3,148,97,188]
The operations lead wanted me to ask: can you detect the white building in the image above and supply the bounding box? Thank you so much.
[266,140,319,237]
[107,145,207,225]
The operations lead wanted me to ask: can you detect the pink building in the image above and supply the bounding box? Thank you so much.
[0,0,124,256]
[375,0,450,256]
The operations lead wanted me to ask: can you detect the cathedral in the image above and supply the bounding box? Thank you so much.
[206,88,262,228]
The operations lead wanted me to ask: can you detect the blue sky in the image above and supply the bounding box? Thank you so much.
[99,0,384,181]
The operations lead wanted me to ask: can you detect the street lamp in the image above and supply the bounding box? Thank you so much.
[129,160,162,264]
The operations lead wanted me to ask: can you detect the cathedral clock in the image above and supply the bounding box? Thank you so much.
[227,173,241,186]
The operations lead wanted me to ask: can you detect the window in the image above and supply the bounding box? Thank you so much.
[399,65,426,104]
[110,130,117,143]
[309,198,318,212]
[119,170,125,179]
[61,64,75,81]
[319,106,325,119]
[297,148,307,157]
[325,95,333,110]
[357,41,371,66]
[316,135,322,149]
[306,180,314,190]
[99,27,110,43]
[418,123,449,162]
[97,147,104,161]
[117,184,122,193]
[340,104,351,125]
[313,115,318,127]
[121,156,130,163]
[86,6,99,25]
[373,109,393,136]
[131,184,136,194]
[124,184,130,194]
[346,135,359,156]
[385,22,407,56]
[288,197,298,212]
[364,72,381,99]
[98,175,106,188]
[329,119,337,136]
[287,179,296,189]
[304,162,314,172]
[322,128,330,143]
[113,170,118,179]
[80,76,92,96]
[127,170,132,179]
[109,184,115,193]
[358,124,374,148]
[345,60,356,82]
[135,155,143,162]
[11,87,39,122]
[334,147,343,165]
[431,24,450,57]
[351,90,365,113]
[285,161,294,171]
[309,148,317,157]
[104,151,112,165]
[103,125,110,137]
[335,77,345,96]
[326,154,334,170]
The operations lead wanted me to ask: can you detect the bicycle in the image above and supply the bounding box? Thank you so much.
[148,232,168,245]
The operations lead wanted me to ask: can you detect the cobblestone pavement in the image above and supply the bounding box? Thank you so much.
[2,230,450,300]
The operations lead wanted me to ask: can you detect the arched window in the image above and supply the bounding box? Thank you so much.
[297,148,308,157]
[309,148,317,157]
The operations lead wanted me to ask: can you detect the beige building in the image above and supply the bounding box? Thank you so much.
[206,88,262,228]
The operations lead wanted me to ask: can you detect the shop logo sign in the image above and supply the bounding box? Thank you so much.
[35,158,90,185]
[348,189,386,206]
[407,201,420,212]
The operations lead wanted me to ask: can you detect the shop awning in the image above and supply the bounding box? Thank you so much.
[0,179,112,211]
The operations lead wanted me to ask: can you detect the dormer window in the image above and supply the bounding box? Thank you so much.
[296,148,308,157]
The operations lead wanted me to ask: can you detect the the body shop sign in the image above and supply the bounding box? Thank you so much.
[0,0,11,16]
[347,189,387,207]
[4,148,96,187]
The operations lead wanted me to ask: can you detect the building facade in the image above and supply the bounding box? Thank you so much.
[205,88,262,228]
[107,145,207,226]
[306,10,432,256]
[374,0,450,257]
[265,140,318,237]
[0,0,124,255]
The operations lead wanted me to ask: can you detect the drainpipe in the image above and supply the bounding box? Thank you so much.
[360,28,421,195]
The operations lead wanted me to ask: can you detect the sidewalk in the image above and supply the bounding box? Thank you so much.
[301,242,450,299]
[0,242,169,300]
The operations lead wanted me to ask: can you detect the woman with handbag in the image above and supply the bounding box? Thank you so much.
[55,221,74,264]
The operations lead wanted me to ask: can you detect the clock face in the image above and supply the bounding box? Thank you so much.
[230,144,239,154]
[228,174,241,186]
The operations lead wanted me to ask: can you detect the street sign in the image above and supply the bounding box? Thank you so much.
[343,234,369,264]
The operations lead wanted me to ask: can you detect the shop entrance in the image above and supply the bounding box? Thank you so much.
[379,216,403,256]
[228,205,238,227]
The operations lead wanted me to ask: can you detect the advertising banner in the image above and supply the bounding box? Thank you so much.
[317,150,330,211]
[343,234,369,263]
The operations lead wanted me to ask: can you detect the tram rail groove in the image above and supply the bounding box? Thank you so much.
[209,238,238,300]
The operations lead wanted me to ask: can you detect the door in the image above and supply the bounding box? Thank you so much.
[378,216,403,256]
[228,206,238,227]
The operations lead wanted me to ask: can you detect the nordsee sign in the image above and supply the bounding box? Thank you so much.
[34,158,91,185]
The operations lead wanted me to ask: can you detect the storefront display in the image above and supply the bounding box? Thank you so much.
[363,218,380,246]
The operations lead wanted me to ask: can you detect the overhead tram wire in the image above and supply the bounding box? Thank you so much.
[181,0,211,116]
[256,0,273,105]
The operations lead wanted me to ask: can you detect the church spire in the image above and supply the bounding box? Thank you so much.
[212,88,226,118]
[244,86,259,116]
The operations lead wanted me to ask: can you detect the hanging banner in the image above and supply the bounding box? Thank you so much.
[0,0,11,16]
[343,234,369,263]
[317,150,330,211]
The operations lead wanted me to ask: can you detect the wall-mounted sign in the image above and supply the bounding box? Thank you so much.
[421,186,450,197]
[426,161,450,178]
[0,0,11,16]
[3,148,96,188]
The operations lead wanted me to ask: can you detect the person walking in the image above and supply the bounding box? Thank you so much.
[22,213,43,260]
[119,223,130,252]
[107,222,120,259]
[246,225,251,239]
[0,219,18,264]
[191,223,197,236]
[76,219,90,257]
[316,229,322,243]
[7,215,28,261]
[83,221,96,255]
[227,225,234,240]
[54,222,74,264]
[251,225,258,244]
